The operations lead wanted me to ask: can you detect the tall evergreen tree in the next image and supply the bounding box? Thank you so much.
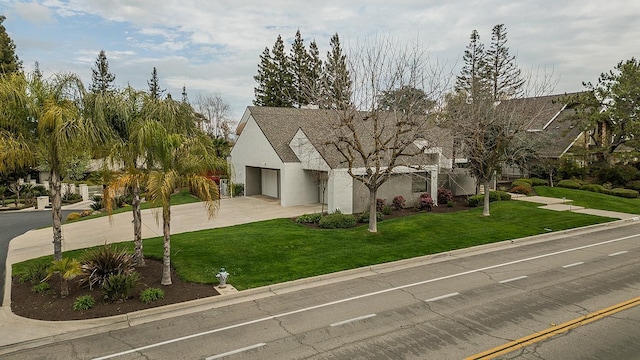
[306,40,323,106]
[289,30,310,108]
[484,24,524,101]
[0,16,21,75]
[323,33,352,110]
[89,50,116,93]
[181,85,188,103]
[147,67,165,99]
[271,35,293,107]
[33,61,42,79]
[455,30,489,102]
[253,46,275,106]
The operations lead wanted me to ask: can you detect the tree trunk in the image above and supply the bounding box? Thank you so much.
[60,276,69,298]
[161,205,172,285]
[132,185,145,267]
[482,178,491,217]
[51,169,63,261]
[368,187,377,233]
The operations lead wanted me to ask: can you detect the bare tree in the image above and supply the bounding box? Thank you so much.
[194,93,232,139]
[322,36,450,232]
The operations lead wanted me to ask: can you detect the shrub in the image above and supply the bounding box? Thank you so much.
[32,185,48,196]
[529,178,549,186]
[140,287,165,304]
[295,213,323,224]
[79,245,136,290]
[447,201,454,207]
[382,205,392,215]
[375,198,386,212]
[80,209,93,217]
[557,179,581,189]
[392,195,405,210]
[627,180,640,191]
[580,184,605,193]
[232,183,244,197]
[90,195,103,211]
[31,282,51,294]
[592,164,640,187]
[359,211,384,223]
[437,188,453,205]
[65,212,82,222]
[415,193,434,211]
[468,191,512,207]
[18,262,49,284]
[44,258,83,298]
[510,185,532,195]
[102,272,140,301]
[318,213,356,229]
[73,295,95,311]
[603,188,639,199]
[63,192,82,202]
[512,178,533,186]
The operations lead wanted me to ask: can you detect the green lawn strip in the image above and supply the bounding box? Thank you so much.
[16,200,609,291]
[534,186,640,214]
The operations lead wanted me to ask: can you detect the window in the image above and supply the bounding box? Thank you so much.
[412,172,430,193]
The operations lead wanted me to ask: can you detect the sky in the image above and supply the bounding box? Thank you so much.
[1,0,639,120]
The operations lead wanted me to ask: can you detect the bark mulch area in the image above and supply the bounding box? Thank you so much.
[11,259,219,321]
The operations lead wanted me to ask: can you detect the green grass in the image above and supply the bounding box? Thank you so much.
[534,186,640,214]
[17,200,611,291]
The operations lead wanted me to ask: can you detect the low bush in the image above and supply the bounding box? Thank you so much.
[359,211,384,223]
[295,213,323,224]
[468,191,512,207]
[102,272,140,301]
[415,193,434,211]
[376,198,386,212]
[510,185,532,195]
[382,205,392,215]
[18,262,49,284]
[90,195,103,211]
[529,178,549,186]
[73,295,96,311]
[392,195,406,210]
[437,188,453,205]
[65,212,82,222]
[512,178,533,186]
[140,287,165,304]
[31,282,51,294]
[79,245,136,290]
[626,180,640,191]
[318,213,357,229]
[232,183,244,197]
[603,188,639,199]
[580,184,605,193]
[80,209,93,217]
[557,179,582,189]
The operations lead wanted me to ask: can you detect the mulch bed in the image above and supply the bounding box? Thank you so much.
[11,259,219,321]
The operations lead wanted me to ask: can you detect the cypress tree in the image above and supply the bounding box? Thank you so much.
[253,46,275,106]
[289,30,310,108]
[271,35,293,107]
[89,49,116,93]
[323,33,352,110]
[147,67,165,99]
[306,40,323,106]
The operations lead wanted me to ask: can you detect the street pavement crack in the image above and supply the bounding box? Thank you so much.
[273,315,321,355]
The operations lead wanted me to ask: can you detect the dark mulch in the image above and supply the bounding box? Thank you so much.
[11,259,219,321]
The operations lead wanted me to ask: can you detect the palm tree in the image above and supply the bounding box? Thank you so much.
[45,258,83,297]
[107,97,225,285]
[0,71,110,260]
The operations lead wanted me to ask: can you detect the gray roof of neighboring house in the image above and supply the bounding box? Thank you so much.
[244,106,450,169]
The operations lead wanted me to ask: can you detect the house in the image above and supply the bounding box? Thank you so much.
[230,106,457,214]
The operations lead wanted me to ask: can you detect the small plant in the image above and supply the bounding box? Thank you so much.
[31,282,51,294]
[65,212,82,222]
[510,185,532,195]
[375,198,386,212]
[415,193,433,211]
[80,209,93,217]
[90,195,104,211]
[79,245,136,290]
[140,287,165,304]
[232,183,244,197]
[318,213,356,229]
[468,191,512,207]
[437,188,453,205]
[102,272,140,302]
[360,211,384,223]
[44,258,83,297]
[295,213,323,224]
[392,195,405,210]
[18,262,49,284]
[447,201,454,207]
[73,295,95,311]
[382,205,392,215]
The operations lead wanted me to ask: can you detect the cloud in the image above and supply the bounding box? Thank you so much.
[13,1,54,23]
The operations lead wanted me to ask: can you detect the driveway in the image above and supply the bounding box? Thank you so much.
[3,196,322,305]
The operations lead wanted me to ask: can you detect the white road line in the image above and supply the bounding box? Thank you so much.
[425,292,460,302]
[562,262,585,268]
[499,275,528,284]
[609,251,629,257]
[330,313,377,327]
[92,233,639,360]
[205,343,266,360]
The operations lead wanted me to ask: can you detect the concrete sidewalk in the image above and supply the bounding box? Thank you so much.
[511,194,640,221]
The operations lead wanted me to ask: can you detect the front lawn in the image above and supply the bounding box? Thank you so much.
[16,200,611,290]
[534,186,640,214]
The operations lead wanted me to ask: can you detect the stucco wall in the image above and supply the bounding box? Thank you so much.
[438,170,476,196]
[280,164,320,206]
[327,169,353,214]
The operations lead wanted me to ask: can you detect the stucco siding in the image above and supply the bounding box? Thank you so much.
[327,169,353,214]
[280,163,319,206]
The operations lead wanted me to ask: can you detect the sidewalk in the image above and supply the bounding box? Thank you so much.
[511,194,640,221]
[1,195,639,354]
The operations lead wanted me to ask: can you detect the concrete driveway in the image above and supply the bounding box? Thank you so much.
[3,196,322,305]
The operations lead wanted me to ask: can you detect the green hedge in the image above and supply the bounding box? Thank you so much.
[557,179,581,189]
[468,191,512,207]
[318,213,357,229]
[603,188,639,198]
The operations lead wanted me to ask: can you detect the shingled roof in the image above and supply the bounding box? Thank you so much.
[243,106,448,169]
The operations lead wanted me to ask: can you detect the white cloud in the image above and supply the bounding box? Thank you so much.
[13,1,53,23]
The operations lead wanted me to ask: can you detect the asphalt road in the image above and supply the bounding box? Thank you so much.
[3,221,640,359]
[0,210,74,301]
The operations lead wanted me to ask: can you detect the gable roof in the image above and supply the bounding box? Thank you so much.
[242,106,449,169]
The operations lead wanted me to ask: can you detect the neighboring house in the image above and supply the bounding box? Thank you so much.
[230,106,457,214]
